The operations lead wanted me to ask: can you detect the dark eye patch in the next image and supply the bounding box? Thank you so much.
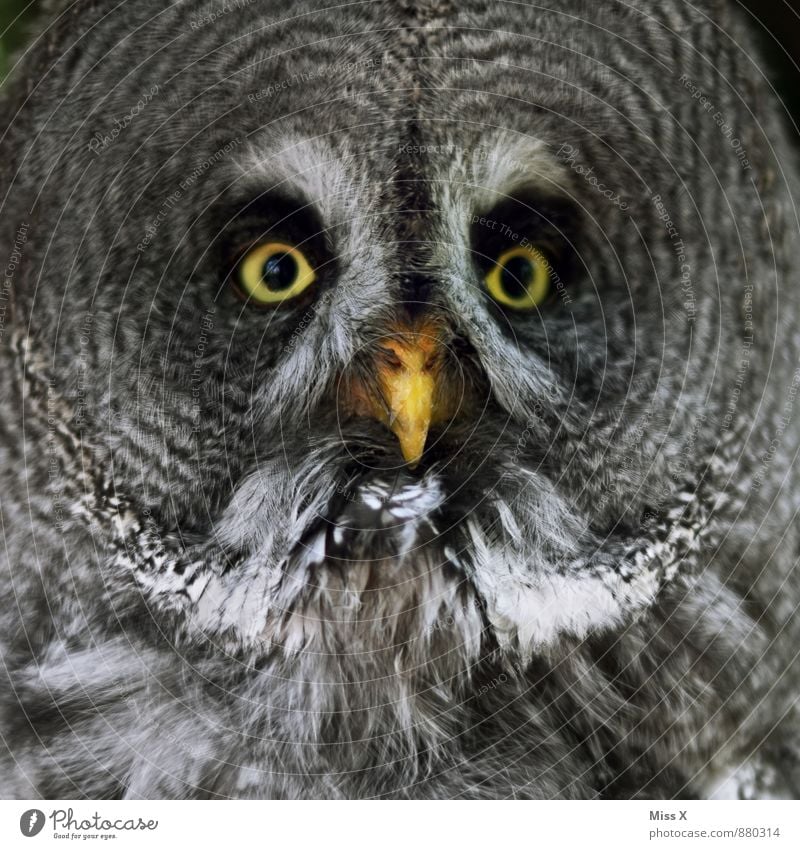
[203,190,336,304]
[222,191,328,261]
[470,191,579,267]
[470,191,581,308]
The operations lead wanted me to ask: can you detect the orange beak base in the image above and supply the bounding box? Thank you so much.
[349,322,451,467]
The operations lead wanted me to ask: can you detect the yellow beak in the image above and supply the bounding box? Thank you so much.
[365,326,448,467]
[374,345,436,466]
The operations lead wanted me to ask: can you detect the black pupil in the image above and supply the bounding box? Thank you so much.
[262,252,298,291]
[500,255,535,299]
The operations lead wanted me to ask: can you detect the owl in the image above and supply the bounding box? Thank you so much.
[0,0,799,800]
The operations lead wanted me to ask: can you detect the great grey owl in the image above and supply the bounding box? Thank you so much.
[0,0,799,800]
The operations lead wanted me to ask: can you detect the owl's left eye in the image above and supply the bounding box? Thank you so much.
[234,241,316,306]
[485,244,551,310]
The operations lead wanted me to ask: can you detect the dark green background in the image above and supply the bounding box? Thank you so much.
[0,1,799,126]
[0,0,36,80]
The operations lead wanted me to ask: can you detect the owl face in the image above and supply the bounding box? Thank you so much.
[9,0,724,683]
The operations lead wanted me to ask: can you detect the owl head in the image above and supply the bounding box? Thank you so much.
[1,0,795,795]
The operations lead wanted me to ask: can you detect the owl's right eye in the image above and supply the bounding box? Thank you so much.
[233,241,317,306]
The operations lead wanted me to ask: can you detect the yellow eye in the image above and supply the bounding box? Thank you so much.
[485,244,551,310]
[235,241,316,306]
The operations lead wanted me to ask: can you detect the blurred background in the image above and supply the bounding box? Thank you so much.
[0,0,32,81]
[0,1,799,126]
[741,0,800,130]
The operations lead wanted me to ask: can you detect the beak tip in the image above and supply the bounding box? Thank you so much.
[399,445,423,468]
[397,425,429,468]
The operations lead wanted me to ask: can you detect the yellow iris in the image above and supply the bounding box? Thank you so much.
[236,242,316,306]
[485,244,551,310]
